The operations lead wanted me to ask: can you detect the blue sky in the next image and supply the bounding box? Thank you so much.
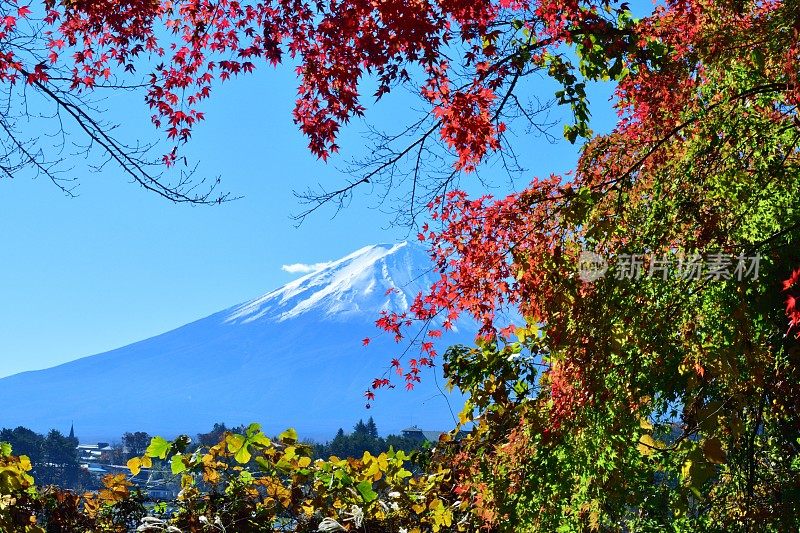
[0,61,615,378]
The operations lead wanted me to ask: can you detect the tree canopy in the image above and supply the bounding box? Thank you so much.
[0,426,94,490]
[368,1,800,529]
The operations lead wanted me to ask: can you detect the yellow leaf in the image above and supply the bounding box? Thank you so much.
[681,453,715,489]
[298,456,311,468]
[589,510,600,532]
[428,498,443,511]
[637,434,659,456]
[376,454,388,470]
[681,459,693,482]
[203,466,220,484]
[283,446,297,461]
[127,457,141,476]
[82,496,100,518]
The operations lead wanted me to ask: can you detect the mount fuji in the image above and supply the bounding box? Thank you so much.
[0,242,471,442]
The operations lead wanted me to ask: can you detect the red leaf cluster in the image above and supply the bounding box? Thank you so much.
[785,268,800,337]
[0,0,642,173]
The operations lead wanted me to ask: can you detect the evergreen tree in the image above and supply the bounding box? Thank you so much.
[352,419,368,437]
[365,417,378,439]
[314,420,423,459]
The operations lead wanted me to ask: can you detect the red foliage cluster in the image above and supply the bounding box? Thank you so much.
[1,0,643,169]
[785,268,800,337]
[0,0,504,163]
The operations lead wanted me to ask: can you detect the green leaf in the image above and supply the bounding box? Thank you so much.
[226,433,246,454]
[681,456,715,489]
[336,470,353,486]
[356,480,378,503]
[146,436,171,460]
[243,423,271,447]
[250,433,271,447]
[752,48,765,71]
[245,423,262,438]
[234,445,252,464]
[170,454,187,475]
[0,442,11,457]
[278,428,298,444]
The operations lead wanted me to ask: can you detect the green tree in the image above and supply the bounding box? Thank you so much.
[365,417,379,439]
[42,430,77,466]
[122,432,150,461]
[0,427,43,464]
[1,426,93,490]
[315,420,421,459]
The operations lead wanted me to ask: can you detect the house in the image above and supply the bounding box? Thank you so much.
[77,443,113,463]
[83,463,108,476]
[401,425,449,443]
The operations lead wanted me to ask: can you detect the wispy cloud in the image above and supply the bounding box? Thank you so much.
[281,262,332,274]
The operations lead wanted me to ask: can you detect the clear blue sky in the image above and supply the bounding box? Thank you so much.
[0,62,616,378]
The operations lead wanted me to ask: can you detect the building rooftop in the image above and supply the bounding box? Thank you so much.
[401,426,446,442]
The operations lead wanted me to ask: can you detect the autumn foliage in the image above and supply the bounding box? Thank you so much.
[0,426,465,532]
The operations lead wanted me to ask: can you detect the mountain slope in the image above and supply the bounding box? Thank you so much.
[0,243,469,441]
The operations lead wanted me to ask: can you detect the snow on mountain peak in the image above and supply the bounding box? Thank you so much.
[225,241,435,324]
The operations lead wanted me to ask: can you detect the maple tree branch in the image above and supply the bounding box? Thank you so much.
[23,70,231,204]
[292,31,556,226]
[0,116,75,195]
[291,121,441,223]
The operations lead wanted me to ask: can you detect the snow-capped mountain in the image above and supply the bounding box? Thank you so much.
[227,242,433,323]
[0,242,470,441]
